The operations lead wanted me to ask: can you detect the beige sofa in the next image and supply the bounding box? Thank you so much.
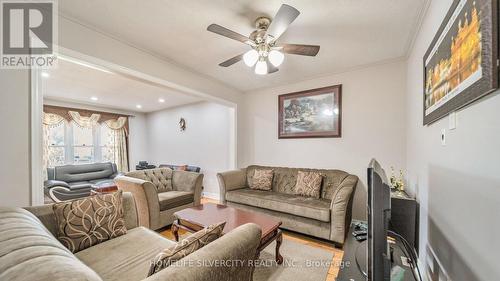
[116,168,203,230]
[218,165,358,246]
[0,192,262,281]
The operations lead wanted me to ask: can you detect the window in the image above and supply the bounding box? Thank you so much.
[46,121,118,167]
[73,125,94,164]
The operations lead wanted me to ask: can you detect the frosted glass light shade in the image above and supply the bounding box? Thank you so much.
[255,60,268,75]
[243,49,259,67]
[268,50,284,67]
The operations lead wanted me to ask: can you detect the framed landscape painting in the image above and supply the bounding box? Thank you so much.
[423,0,498,125]
[278,85,342,139]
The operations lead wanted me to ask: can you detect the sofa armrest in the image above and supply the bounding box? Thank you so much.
[144,223,261,281]
[110,172,124,179]
[122,191,139,230]
[217,168,247,204]
[44,180,70,189]
[115,176,159,229]
[329,175,358,245]
[172,171,204,206]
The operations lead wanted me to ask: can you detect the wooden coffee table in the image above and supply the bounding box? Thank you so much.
[90,182,118,195]
[172,203,284,264]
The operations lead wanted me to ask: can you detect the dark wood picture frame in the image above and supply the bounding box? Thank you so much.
[278,85,342,139]
[423,0,498,125]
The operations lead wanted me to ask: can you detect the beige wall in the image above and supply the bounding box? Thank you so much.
[239,60,408,220]
[405,0,500,280]
[146,102,233,198]
[0,70,31,206]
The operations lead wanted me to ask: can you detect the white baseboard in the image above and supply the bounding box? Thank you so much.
[202,191,219,201]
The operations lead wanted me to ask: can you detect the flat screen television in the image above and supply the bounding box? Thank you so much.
[367,159,392,281]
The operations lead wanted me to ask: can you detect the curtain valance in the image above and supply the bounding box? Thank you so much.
[43,105,130,131]
[43,113,66,127]
[69,111,101,128]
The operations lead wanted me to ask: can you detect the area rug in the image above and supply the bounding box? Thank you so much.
[171,231,334,281]
[253,239,334,281]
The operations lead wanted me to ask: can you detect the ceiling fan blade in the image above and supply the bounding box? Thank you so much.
[279,44,320,56]
[266,4,300,42]
[266,60,279,74]
[219,53,244,67]
[207,24,255,46]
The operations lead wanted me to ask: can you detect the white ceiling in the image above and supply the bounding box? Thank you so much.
[44,59,203,112]
[59,0,426,92]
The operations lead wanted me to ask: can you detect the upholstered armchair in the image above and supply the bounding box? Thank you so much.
[115,168,203,230]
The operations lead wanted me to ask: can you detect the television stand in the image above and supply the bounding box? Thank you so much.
[336,223,417,281]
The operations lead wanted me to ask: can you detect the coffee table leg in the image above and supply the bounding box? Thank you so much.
[276,229,283,265]
[172,220,180,242]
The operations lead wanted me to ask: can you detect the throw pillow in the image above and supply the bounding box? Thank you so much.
[148,222,226,276]
[294,171,323,199]
[249,169,274,190]
[52,190,127,253]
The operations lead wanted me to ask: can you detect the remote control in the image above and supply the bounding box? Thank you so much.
[355,234,367,241]
[352,230,367,236]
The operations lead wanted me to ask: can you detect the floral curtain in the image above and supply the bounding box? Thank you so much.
[104,117,129,172]
[42,110,129,176]
[42,113,67,180]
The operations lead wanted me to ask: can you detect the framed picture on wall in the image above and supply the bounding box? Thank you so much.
[423,0,498,125]
[278,85,342,138]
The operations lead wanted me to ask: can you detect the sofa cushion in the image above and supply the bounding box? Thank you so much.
[226,189,331,222]
[157,191,194,211]
[68,181,93,190]
[246,165,351,199]
[76,227,175,281]
[126,168,173,192]
[249,169,273,190]
[148,222,225,276]
[0,207,102,281]
[89,178,116,185]
[294,171,323,199]
[52,191,127,253]
[54,162,116,183]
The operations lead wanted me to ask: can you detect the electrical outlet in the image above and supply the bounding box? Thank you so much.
[449,112,457,130]
[441,129,446,146]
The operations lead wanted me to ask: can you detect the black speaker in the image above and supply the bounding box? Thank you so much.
[390,191,419,253]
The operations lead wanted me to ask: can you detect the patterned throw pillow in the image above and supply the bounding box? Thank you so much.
[148,222,226,276]
[52,191,127,253]
[294,171,324,199]
[250,169,274,190]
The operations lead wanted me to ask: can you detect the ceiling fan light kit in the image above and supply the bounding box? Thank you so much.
[255,58,268,75]
[243,49,259,67]
[207,4,320,75]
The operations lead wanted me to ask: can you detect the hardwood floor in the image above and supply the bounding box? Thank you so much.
[159,197,344,281]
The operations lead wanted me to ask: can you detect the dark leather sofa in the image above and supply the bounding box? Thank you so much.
[44,162,121,202]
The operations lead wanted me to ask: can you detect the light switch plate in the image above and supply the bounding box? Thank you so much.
[441,129,446,146]
[449,112,457,130]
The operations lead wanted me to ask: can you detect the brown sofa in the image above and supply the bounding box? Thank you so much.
[116,168,203,230]
[0,192,262,281]
[217,165,358,246]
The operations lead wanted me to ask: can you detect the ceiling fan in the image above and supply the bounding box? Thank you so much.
[207,4,320,75]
